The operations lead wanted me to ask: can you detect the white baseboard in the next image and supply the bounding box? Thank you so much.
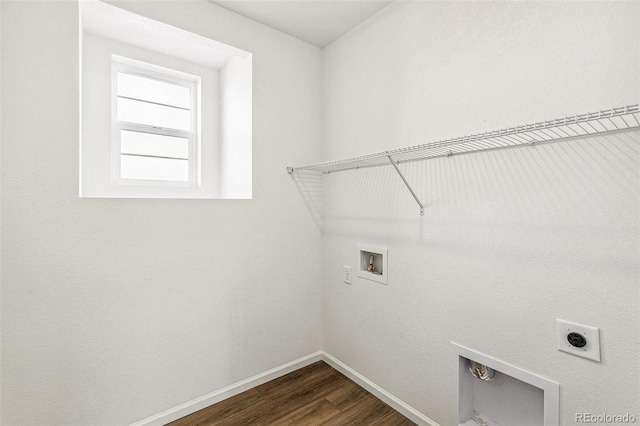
[129,351,323,426]
[129,350,439,426]
[321,352,439,426]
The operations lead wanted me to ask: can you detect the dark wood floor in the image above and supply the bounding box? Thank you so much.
[168,361,416,425]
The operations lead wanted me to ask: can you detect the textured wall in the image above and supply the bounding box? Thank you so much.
[322,2,639,425]
[0,1,322,424]
[2,1,639,425]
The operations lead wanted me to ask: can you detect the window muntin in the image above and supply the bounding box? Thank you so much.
[116,97,191,131]
[120,130,189,160]
[120,155,189,182]
[112,58,199,186]
[117,72,191,109]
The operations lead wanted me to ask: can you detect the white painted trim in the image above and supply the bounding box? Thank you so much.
[321,352,439,426]
[111,57,199,187]
[128,350,438,426]
[128,351,323,426]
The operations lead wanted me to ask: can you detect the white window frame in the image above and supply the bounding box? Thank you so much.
[111,56,201,187]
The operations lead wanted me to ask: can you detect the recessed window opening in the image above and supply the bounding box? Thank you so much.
[80,0,252,199]
[112,56,200,186]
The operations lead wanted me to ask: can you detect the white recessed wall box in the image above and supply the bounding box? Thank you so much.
[452,343,559,426]
[357,244,388,284]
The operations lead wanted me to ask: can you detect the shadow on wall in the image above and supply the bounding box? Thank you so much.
[289,170,324,231]
[289,130,639,269]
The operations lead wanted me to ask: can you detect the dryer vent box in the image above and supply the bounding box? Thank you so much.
[452,343,559,426]
[357,244,387,284]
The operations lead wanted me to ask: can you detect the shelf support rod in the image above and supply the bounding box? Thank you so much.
[387,154,425,215]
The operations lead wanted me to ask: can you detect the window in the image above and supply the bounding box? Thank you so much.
[112,57,199,186]
[80,0,252,199]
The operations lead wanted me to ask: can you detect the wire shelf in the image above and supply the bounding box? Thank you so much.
[287,104,640,175]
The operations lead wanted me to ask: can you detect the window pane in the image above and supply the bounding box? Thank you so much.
[121,155,189,182]
[121,130,189,160]
[117,97,191,131]
[117,72,191,109]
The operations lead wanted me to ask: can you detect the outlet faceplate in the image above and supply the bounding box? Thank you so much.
[556,319,601,362]
[343,266,352,284]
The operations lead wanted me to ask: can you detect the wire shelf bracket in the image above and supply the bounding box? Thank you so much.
[287,104,640,215]
[388,154,425,215]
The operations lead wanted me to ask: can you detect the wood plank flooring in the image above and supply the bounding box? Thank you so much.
[168,361,416,425]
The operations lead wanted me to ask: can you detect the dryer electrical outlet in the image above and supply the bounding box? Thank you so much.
[556,319,601,362]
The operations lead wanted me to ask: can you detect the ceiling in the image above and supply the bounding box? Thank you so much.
[208,0,394,48]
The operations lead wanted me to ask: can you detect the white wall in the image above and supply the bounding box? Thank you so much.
[2,1,639,425]
[0,1,322,424]
[0,2,3,422]
[322,1,639,425]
